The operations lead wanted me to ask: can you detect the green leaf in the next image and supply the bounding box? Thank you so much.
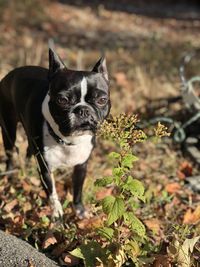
[102,195,115,214]
[109,152,121,159]
[70,247,84,259]
[98,227,114,240]
[124,212,146,237]
[125,239,140,258]
[102,196,125,225]
[62,199,70,209]
[112,167,124,178]
[122,154,138,168]
[70,241,108,267]
[95,176,113,187]
[41,216,50,225]
[123,177,145,198]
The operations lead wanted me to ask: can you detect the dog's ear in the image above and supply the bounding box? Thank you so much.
[92,57,108,82]
[49,48,66,79]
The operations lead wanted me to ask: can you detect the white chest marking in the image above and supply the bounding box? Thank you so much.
[42,122,93,172]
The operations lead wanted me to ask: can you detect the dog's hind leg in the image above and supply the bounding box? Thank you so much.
[25,145,33,168]
[0,104,17,171]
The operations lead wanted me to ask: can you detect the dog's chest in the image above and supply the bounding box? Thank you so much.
[42,123,93,172]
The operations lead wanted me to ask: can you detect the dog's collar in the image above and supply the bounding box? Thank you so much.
[46,122,73,146]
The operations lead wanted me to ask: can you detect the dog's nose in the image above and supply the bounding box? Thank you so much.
[74,106,91,118]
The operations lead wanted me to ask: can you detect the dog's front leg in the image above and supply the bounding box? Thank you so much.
[72,162,88,218]
[48,172,64,219]
[36,155,63,220]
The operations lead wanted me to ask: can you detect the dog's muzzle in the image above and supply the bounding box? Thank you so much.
[70,105,98,131]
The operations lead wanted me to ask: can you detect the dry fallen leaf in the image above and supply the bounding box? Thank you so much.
[42,231,57,249]
[39,190,46,198]
[153,255,172,267]
[22,180,32,193]
[173,236,200,267]
[179,161,193,177]
[95,187,113,200]
[144,218,161,233]
[29,176,40,186]
[183,206,200,224]
[61,253,80,266]
[77,215,104,230]
[177,170,186,180]
[165,183,181,194]
[3,199,18,212]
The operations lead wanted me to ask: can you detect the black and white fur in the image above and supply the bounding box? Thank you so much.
[0,48,111,219]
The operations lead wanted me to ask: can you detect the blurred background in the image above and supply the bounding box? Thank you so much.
[0,0,200,115]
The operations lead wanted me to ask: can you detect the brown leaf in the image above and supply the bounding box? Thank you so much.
[77,215,104,230]
[153,255,172,267]
[29,176,40,186]
[95,187,113,200]
[22,180,31,193]
[165,183,181,194]
[193,205,200,219]
[183,206,200,224]
[22,202,32,213]
[42,231,57,249]
[52,242,70,257]
[38,206,51,217]
[61,253,80,266]
[13,215,24,224]
[179,161,193,177]
[3,199,18,212]
[39,190,46,198]
[177,170,186,180]
[144,218,161,233]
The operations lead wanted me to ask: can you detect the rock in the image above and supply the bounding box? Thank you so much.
[185,176,200,193]
[185,145,200,165]
[0,230,60,267]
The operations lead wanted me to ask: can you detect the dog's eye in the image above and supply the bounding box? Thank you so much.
[96,97,108,106]
[56,96,69,106]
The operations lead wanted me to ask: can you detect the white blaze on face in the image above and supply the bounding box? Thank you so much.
[80,77,88,104]
[69,76,88,127]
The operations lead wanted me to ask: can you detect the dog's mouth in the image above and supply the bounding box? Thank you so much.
[69,121,96,137]
[75,120,97,132]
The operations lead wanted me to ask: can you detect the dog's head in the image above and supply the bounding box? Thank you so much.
[46,48,111,136]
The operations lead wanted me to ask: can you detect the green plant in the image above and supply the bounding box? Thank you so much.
[167,224,200,266]
[71,114,164,266]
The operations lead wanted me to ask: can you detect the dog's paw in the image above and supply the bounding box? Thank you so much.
[73,203,91,220]
[50,197,63,221]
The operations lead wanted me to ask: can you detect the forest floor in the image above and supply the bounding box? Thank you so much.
[0,0,200,266]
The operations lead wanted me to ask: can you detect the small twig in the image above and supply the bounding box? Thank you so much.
[0,169,19,177]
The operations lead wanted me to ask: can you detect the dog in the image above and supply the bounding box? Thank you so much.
[0,47,111,219]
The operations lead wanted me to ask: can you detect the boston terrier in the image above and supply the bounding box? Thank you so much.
[0,48,111,219]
